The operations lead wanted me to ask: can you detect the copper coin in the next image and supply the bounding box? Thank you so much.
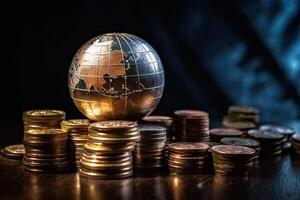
[210,128,243,136]
[142,115,173,124]
[168,142,209,153]
[212,145,255,155]
[292,134,300,142]
[248,129,284,140]
[260,125,295,136]
[228,106,259,114]
[89,121,137,130]
[174,109,208,117]
[221,137,259,147]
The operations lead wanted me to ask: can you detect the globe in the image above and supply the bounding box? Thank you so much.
[68,33,165,121]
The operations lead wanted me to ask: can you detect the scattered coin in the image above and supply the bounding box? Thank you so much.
[0,144,25,160]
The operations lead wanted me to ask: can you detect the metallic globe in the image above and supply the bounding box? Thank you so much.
[68,33,165,121]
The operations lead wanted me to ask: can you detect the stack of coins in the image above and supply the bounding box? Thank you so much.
[23,110,66,132]
[79,121,140,179]
[212,145,256,176]
[174,110,210,142]
[247,129,284,156]
[23,129,69,173]
[134,124,167,169]
[260,125,295,150]
[0,144,25,161]
[220,137,260,162]
[168,142,209,174]
[210,128,244,142]
[222,106,259,130]
[61,119,91,170]
[142,115,174,141]
[291,134,300,154]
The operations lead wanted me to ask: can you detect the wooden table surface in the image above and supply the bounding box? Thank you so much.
[1,148,300,200]
[1,128,300,200]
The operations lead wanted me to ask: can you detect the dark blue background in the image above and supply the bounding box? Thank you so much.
[1,0,300,137]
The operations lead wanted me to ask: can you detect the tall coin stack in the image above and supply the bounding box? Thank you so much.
[23,129,69,173]
[23,110,66,131]
[247,129,284,156]
[61,119,91,170]
[174,110,210,142]
[142,115,174,159]
[212,145,256,176]
[134,124,167,170]
[168,142,209,174]
[79,121,140,179]
[222,106,259,130]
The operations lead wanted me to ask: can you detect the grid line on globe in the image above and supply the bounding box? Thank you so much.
[68,33,165,121]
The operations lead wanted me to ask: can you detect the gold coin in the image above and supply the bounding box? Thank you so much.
[212,145,255,155]
[83,142,135,153]
[89,121,137,130]
[80,159,132,169]
[79,168,132,179]
[61,119,91,129]
[88,132,140,143]
[23,110,65,118]
[25,129,67,137]
[4,144,25,155]
[81,155,131,164]
[81,151,130,161]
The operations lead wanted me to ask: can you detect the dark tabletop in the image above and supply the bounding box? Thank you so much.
[1,148,300,200]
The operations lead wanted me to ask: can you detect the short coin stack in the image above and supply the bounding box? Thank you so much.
[142,115,174,141]
[212,145,256,176]
[174,110,210,142]
[222,106,259,130]
[260,125,295,150]
[210,128,244,142]
[134,124,167,169]
[79,121,140,179]
[23,110,66,131]
[61,119,91,170]
[0,144,25,161]
[142,115,174,159]
[220,137,260,162]
[168,142,209,174]
[292,134,300,154]
[23,129,69,173]
[247,129,284,156]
